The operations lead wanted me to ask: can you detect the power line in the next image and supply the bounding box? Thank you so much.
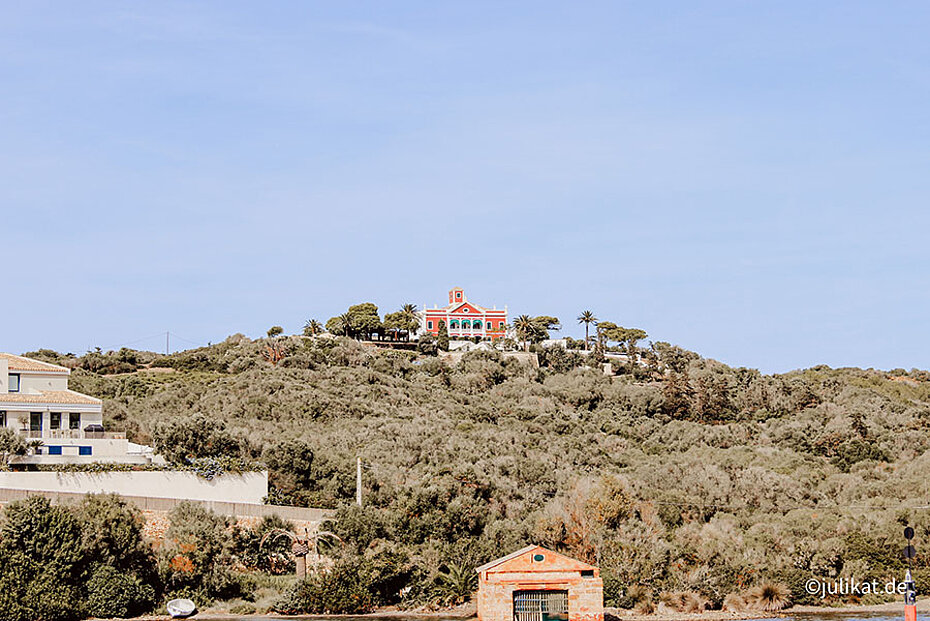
[95,331,206,354]
[168,332,204,347]
[94,332,168,353]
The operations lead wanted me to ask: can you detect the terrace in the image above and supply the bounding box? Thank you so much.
[27,428,126,441]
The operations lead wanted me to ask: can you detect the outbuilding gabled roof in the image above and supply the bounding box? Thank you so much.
[475,545,597,574]
[0,353,70,374]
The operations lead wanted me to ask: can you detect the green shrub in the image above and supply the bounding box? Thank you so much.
[152,414,242,465]
[263,439,315,490]
[0,497,85,621]
[74,494,158,580]
[771,568,820,606]
[418,334,438,356]
[274,561,376,614]
[84,564,156,618]
[602,573,625,607]
[158,502,246,603]
[358,548,415,605]
[231,514,296,575]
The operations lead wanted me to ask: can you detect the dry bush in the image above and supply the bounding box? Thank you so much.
[658,591,708,613]
[625,584,651,605]
[722,592,748,612]
[634,598,656,615]
[744,582,791,611]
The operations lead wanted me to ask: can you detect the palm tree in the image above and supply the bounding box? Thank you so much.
[303,319,323,337]
[0,428,27,469]
[435,561,479,605]
[401,303,419,341]
[338,312,352,337]
[260,525,342,580]
[513,315,535,352]
[577,311,597,351]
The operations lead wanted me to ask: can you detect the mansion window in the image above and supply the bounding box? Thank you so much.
[0,411,5,427]
[69,413,80,430]
[51,412,61,430]
[427,321,433,330]
[8,374,19,392]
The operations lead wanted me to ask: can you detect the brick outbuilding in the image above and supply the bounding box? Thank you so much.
[476,545,604,621]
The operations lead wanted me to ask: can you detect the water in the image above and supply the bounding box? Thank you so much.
[789,614,902,621]
[747,612,904,621]
[194,605,908,621]
[199,616,470,621]
[202,611,906,621]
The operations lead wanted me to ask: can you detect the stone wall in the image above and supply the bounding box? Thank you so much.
[568,578,605,621]
[141,510,325,542]
[0,486,334,541]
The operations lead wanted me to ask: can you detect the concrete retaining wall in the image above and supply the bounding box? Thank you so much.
[0,486,333,524]
[0,470,268,504]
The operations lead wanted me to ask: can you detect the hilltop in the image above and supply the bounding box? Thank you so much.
[20,335,930,610]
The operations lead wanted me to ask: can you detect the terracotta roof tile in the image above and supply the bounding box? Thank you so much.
[0,353,70,374]
[475,545,597,573]
[0,390,101,406]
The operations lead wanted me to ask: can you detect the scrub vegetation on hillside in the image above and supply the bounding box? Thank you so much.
[13,335,930,615]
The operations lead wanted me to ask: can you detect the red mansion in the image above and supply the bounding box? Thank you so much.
[420,287,508,340]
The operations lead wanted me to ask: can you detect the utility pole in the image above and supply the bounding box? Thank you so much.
[904,526,917,621]
[356,456,363,507]
[166,331,170,356]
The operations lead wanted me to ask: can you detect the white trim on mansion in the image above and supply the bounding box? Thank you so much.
[419,287,508,340]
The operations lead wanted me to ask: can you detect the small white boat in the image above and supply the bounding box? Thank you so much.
[166,598,197,618]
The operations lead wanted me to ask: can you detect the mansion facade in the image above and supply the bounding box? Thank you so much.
[419,287,508,340]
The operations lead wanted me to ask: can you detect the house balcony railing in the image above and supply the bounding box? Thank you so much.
[21,430,126,440]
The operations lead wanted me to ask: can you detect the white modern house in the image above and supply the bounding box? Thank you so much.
[0,355,321,522]
[0,353,156,464]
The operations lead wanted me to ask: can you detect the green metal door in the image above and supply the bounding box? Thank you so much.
[514,590,568,621]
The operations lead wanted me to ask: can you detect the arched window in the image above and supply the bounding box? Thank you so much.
[473,320,482,329]
[449,320,459,329]
[461,320,471,329]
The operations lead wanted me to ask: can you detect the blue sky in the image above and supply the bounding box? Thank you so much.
[2,2,929,373]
